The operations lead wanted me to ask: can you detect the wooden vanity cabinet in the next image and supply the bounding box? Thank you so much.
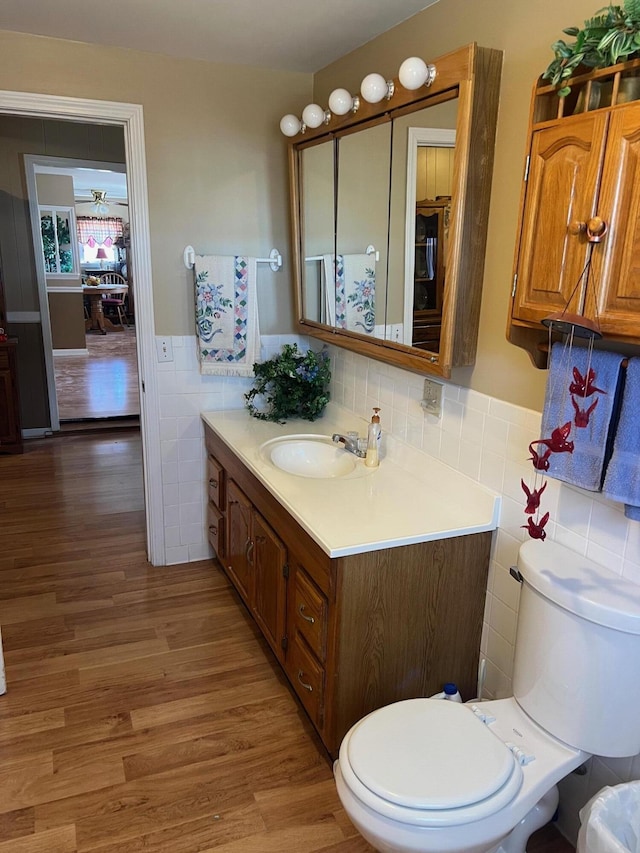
[509,60,640,365]
[0,339,23,454]
[204,423,492,756]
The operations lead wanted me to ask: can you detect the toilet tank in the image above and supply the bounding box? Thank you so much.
[513,539,640,757]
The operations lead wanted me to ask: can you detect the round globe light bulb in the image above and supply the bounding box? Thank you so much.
[328,88,353,116]
[301,103,325,129]
[399,56,429,90]
[280,114,302,137]
[360,72,389,104]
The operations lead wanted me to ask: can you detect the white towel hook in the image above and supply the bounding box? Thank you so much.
[366,244,380,262]
[183,245,195,269]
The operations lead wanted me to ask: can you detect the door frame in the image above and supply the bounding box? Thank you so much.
[0,90,164,566]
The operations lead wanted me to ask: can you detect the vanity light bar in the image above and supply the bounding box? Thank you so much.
[279,55,437,137]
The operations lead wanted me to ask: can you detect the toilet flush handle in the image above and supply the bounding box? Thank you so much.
[510,566,523,583]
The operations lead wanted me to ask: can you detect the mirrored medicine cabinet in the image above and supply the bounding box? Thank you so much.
[286,43,503,378]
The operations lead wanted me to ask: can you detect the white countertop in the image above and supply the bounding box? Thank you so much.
[201,407,500,558]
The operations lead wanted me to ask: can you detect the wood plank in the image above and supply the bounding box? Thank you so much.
[0,431,573,853]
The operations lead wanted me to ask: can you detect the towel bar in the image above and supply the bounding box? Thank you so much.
[183,246,282,272]
[304,246,380,263]
[536,340,629,369]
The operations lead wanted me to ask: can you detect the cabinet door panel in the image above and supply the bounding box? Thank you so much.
[594,103,640,335]
[225,480,252,603]
[252,513,287,663]
[512,114,608,324]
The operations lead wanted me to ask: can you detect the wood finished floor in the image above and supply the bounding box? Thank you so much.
[53,328,139,422]
[0,431,574,852]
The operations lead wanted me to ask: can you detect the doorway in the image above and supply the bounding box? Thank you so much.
[0,90,164,565]
[24,155,140,427]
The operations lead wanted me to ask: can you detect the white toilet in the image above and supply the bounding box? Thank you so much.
[334,539,640,853]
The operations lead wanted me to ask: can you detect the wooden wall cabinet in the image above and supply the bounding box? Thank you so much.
[0,339,23,454]
[204,424,491,756]
[509,59,640,365]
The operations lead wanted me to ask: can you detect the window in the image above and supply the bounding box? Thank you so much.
[39,206,79,276]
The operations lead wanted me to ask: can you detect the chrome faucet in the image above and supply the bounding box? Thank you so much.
[332,432,366,458]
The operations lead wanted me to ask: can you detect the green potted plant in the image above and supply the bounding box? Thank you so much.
[543,1,640,96]
[245,343,331,423]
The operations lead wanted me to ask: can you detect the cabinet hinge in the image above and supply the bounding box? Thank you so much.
[281,636,288,651]
[512,274,518,298]
[283,563,290,579]
[523,155,530,182]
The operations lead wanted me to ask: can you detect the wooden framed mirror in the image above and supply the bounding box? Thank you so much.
[286,43,502,379]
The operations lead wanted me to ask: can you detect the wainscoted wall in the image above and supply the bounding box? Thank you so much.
[158,333,640,844]
[156,333,303,565]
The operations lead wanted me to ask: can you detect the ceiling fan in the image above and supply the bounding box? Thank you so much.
[90,189,128,214]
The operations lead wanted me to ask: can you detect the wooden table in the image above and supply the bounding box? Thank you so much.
[82,284,129,334]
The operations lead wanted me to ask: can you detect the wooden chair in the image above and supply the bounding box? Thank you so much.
[99,273,129,327]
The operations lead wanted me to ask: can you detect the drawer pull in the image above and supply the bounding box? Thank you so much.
[208,524,218,535]
[209,479,218,490]
[298,604,315,624]
[297,670,313,692]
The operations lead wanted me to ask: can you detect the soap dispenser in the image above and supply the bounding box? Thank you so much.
[365,408,381,468]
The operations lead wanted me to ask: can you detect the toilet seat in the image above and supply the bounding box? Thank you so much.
[339,698,524,827]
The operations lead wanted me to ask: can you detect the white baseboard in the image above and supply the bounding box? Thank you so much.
[53,348,89,356]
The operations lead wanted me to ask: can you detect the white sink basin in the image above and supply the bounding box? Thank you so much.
[259,434,367,479]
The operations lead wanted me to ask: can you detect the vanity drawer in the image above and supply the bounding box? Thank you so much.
[288,634,324,729]
[207,454,225,510]
[292,567,328,663]
[206,502,224,558]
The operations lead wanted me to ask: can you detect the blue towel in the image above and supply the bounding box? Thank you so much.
[603,357,640,519]
[539,343,625,491]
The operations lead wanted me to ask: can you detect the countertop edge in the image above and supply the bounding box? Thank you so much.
[202,409,500,557]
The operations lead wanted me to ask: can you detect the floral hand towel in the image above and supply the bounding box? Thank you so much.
[195,255,259,376]
[335,253,375,335]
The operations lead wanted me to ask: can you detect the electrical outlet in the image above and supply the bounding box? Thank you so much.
[421,378,442,417]
[156,337,173,362]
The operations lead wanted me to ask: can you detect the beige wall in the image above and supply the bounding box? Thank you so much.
[0,29,311,337]
[312,0,630,409]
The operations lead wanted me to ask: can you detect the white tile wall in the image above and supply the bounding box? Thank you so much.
[159,334,640,844]
[156,333,305,564]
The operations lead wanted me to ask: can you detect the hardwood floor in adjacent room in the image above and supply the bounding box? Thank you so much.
[0,431,575,852]
[53,327,139,422]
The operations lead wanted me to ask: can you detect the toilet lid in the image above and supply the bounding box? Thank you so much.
[347,699,517,810]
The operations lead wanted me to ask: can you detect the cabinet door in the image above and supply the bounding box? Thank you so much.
[225,480,253,603]
[593,102,640,335]
[512,113,608,324]
[252,513,287,663]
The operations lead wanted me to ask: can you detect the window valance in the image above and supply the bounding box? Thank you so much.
[77,216,123,247]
